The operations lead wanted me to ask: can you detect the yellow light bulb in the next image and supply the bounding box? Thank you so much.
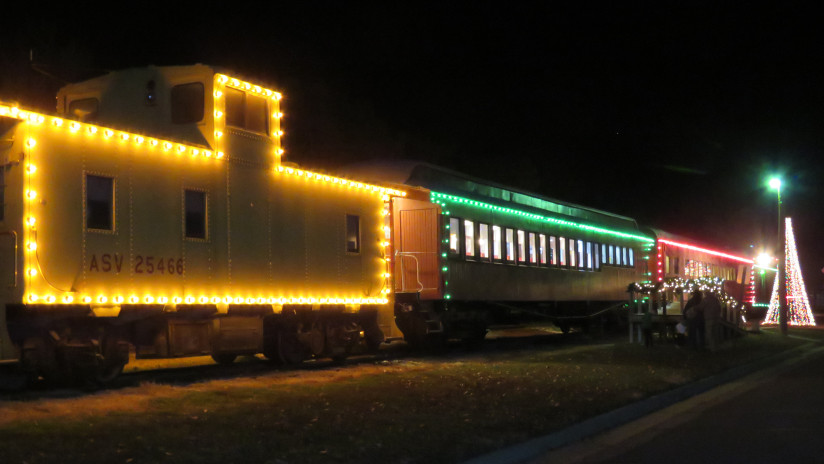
[26,164,36,174]
[215,131,223,139]
[145,296,155,304]
[120,133,129,141]
[52,118,63,127]
[97,296,107,304]
[88,126,98,135]
[150,139,159,147]
[114,296,124,304]
[70,122,80,132]
[27,242,36,252]
[214,110,223,118]
[173,297,182,304]
[198,297,208,304]
[134,136,144,144]
[158,297,168,304]
[63,295,74,304]
[104,129,114,138]
[26,190,37,200]
[214,90,223,98]
[28,294,39,302]
[129,296,138,304]
[217,152,225,159]
[185,296,194,304]
[163,142,173,150]
[26,138,36,148]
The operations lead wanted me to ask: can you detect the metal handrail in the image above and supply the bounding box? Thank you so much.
[395,251,432,293]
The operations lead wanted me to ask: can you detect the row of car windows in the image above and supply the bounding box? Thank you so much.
[448,217,635,271]
[86,174,208,240]
[86,174,362,252]
[67,83,269,135]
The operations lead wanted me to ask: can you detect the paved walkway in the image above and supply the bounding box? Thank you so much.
[534,341,824,463]
[466,337,824,464]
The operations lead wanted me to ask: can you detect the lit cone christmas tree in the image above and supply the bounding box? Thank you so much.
[764,217,816,326]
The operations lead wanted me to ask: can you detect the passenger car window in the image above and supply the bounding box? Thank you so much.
[505,228,515,262]
[464,219,475,258]
[492,225,502,260]
[449,218,460,255]
[478,223,490,260]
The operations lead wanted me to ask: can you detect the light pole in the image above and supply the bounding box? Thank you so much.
[769,177,787,335]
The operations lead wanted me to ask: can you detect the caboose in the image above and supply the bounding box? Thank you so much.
[0,65,402,382]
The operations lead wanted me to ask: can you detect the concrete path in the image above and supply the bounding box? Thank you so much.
[466,337,824,464]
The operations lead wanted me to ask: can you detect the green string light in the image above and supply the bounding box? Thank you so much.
[430,192,654,244]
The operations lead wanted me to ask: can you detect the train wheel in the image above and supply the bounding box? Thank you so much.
[20,336,59,384]
[211,353,238,365]
[363,322,385,352]
[90,338,129,386]
[277,329,304,365]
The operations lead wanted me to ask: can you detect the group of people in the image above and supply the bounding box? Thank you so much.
[640,288,726,350]
[680,289,723,350]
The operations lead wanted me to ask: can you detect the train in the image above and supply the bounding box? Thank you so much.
[0,64,764,384]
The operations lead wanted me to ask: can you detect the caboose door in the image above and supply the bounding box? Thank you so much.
[392,198,441,300]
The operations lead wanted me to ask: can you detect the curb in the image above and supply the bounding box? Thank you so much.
[463,339,820,464]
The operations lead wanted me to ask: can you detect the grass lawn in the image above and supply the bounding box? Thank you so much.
[0,326,819,464]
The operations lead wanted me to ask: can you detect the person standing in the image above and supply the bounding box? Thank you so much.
[683,290,703,349]
[702,291,722,351]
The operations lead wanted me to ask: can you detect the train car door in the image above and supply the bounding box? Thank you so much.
[392,198,441,300]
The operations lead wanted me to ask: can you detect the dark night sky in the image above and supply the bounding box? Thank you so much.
[2,2,823,289]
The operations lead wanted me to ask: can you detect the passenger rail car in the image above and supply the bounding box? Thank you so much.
[0,65,403,382]
[346,163,657,342]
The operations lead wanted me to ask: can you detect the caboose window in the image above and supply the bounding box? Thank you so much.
[171,83,204,124]
[0,169,4,222]
[593,243,601,270]
[528,232,537,264]
[628,248,634,267]
[608,245,614,265]
[184,190,207,239]
[478,223,489,260]
[346,214,360,253]
[449,217,460,255]
[225,87,246,128]
[246,93,269,134]
[549,236,557,266]
[68,98,99,122]
[464,219,475,258]
[492,225,502,260]
[517,230,526,263]
[224,87,269,134]
[86,174,114,231]
[601,244,607,264]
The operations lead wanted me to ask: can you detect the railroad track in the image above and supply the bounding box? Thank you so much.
[0,325,608,398]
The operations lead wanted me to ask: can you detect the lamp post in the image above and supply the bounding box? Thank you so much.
[769,177,787,335]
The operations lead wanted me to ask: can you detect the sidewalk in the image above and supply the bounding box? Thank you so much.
[465,335,824,464]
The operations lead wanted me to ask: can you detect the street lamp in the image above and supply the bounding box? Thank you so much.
[768,176,787,335]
